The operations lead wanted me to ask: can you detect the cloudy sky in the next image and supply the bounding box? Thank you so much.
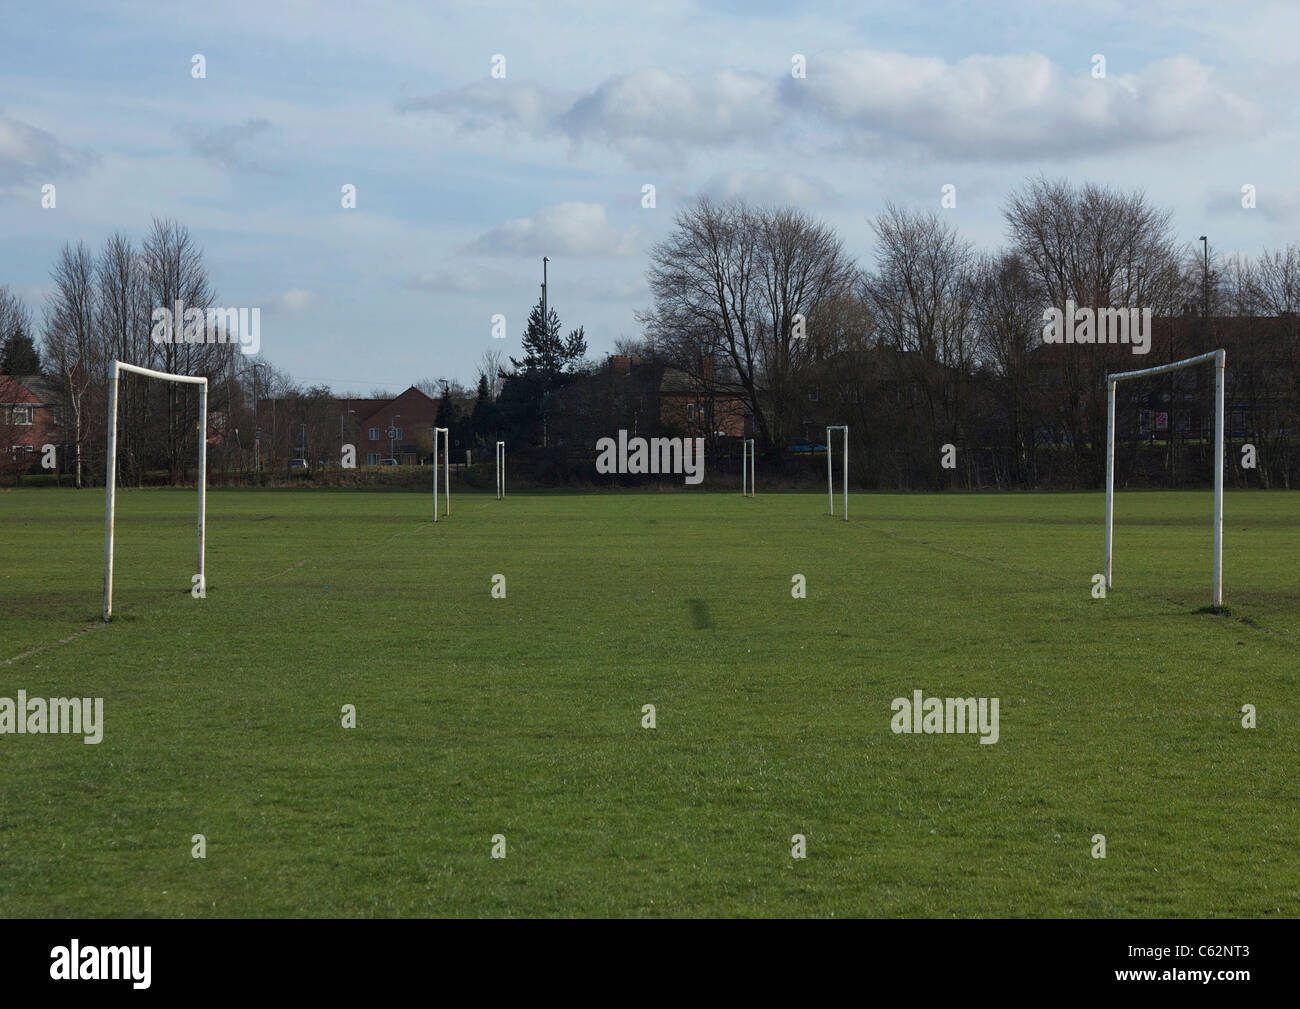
[3,0,1298,393]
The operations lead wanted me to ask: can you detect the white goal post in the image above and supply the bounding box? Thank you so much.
[103,361,208,622]
[496,440,505,500]
[1105,349,1224,610]
[741,438,755,497]
[432,427,450,520]
[827,425,848,520]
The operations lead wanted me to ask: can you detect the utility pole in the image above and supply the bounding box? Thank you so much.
[542,255,550,448]
[1199,235,1209,319]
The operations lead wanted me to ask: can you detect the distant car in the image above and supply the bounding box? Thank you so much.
[378,457,400,466]
[289,458,310,470]
[786,439,827,454]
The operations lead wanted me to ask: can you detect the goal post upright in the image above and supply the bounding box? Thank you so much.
[103,365,121,622]
[741,438,755,497]
[103,360,208,623]
[433,427,450,520]
[826,425,848,521]
[496,440,505,500]
[1104,349,1225,610]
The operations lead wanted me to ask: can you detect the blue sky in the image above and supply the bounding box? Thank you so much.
[3,0,1297,394]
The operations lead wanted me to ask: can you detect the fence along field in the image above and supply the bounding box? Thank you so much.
[0,487,1295,916]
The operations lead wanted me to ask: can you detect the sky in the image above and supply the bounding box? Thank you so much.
[3,0,1298,394]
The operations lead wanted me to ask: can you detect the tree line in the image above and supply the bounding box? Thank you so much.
[4,178,1298,489]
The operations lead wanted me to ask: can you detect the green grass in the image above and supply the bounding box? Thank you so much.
[0,487,1297,917]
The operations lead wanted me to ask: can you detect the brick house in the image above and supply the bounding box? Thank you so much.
[255,385,445,468]
[0,374,62,474]
[656,356,748,438]
[352,386,440,465]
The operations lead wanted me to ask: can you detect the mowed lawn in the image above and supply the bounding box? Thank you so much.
[0,487,1296,917]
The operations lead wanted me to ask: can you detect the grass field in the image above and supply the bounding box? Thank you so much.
[1,487,1297,917]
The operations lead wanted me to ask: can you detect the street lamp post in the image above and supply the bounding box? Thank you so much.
[1198,236,1209,318]
[542,256,550,448]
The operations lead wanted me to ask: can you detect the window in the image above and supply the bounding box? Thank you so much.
[9,405,34,425]
[367,453,379,465]
[686,403,696,419]
[11,444,34,453]
[394,427,403,440]
[368,427,378,441]
[808,387,819,403]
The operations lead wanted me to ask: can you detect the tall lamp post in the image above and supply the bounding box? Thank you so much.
[1198,235,1209,318]
[542,255,550,447]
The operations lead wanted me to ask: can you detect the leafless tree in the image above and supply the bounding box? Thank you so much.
[974,251,1042,485]
[862,204,979,485]
[43,242,100,487]
[95,233,159,484]
[0,286,35,366]
[1003,177,1181,482]
[641,196,857,450]
[476,347,507,399]
[142,218,217,482]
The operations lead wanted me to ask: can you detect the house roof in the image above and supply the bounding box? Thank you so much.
[0,374,59,405]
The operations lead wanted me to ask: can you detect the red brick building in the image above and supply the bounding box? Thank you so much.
[352,386,440,465]
[0,374,62,475]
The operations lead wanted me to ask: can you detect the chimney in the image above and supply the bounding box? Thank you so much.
[700,354,714,380]
[609,355,631,375]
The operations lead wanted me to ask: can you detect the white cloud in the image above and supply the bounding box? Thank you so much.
[0,115,94,185]
[404,50,1262,166]
[184,117,274,171]
[1208,184,1300,225]
[278,288,316,312]
[701,170,839,206]
[465,202,638,257]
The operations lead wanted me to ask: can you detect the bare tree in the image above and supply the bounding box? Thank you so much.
[476,347,507,399]
[142,218,216,482]
[1003,177,1181,482]
[1237,245,1300,486]
[863,204,979,485]
[96,233,157,484]
[0,286,36,371]
[641,196,857,450]
[43,242,100,487]
[974,251,1042,485]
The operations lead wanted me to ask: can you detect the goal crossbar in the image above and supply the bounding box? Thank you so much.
[103,360,209,622]
[1105,349,1224,609]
